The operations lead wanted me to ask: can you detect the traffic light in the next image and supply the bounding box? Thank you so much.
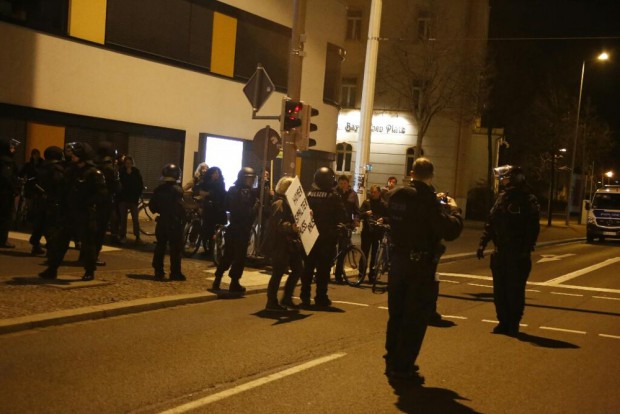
[298,104,319,150]
[281,98,303,132]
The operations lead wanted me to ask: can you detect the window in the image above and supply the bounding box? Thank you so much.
[0,0,67,35]
[324,43,345,105]
[346,10,362,41]
[406,146,424,176]
[341,77,357,108]
[412,79,426,112]
[417,16,432,40]
[336,142,353,172]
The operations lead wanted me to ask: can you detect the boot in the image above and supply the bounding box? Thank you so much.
[170,273,187,281]
[81,271,95,281]
[211,275,222,291]
[265,301,290,312]
[39,267,58,280]
[31,245,46,255]
[229,278,246,293]
[154,269,166,280]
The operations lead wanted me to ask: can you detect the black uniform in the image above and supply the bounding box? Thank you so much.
[300,185,347,306]
[479,186,540,334]
[385,181,463,378]
[0,139,18,247]
[96,151,120,252]
[198,167,227,254]
[213,180,258,289]
[149,181,186,280]
[44,160,107,279]
[360,196,388,279]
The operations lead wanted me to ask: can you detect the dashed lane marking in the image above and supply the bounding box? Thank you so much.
[598,334,620,340]
[439,273,492,281]
[157,353,347,414]
[442,315,467,320]
[441,279,461,284]
[551,292,583,297]
[593,296,620,301]
[468,283,493,288]
[378,306,388,310]
[482,319,499,324]
[541,257,620,286]
[540,326,587,335]
[525,289,541,292]
[331,300,369,307]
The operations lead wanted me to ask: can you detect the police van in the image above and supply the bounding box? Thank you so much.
[586,185,620,242]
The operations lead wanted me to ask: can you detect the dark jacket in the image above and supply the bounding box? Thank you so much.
[64,162,107,216]
[149,182,185,229]
[336,186,360,224]
[387,181,463,255]
[307,184,347,243]
[199,176,227,225]
[226,183,258,231]
[261,195,302,257]
[360,197,388,235]
[479,188,540,254]
[0,139,17,196]
[118,167,144,204]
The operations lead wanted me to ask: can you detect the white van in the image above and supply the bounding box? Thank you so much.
[586,185,620,242]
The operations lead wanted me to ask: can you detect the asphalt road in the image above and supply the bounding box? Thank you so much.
[0,241,618,413]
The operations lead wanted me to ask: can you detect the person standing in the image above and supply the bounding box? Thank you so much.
[0,138,19,248]
[359,184,388,283]
[334,174,360,283]
[384,157,463,382]
[39,142,107,281]
[94,142,120,262]
[477,165,540,336]
[197,166,227,256]
[381,176,398,201]
[261,176,303,311]
[300,167,347,307]
[211,167,258,293]
[118,156,144,245]
[149,164,186,281]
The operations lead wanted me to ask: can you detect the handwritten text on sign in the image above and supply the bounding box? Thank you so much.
[285,176,319,255]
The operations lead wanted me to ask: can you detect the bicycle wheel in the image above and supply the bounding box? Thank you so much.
[138,202,154,222]
[212,225,225,266]
[246,226,257,257]
[372,246,389,293]
[341,246,367,287]
[182,219,201,257]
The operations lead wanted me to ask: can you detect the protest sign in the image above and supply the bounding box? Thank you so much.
[285,176,319,255]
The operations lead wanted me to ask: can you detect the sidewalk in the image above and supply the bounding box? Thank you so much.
[0,219,585,334]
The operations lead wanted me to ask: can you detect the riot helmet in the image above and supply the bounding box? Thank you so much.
[162,163,182,182]
[96,141,117,162]
[314,166,336,191]
[66,142,94,162]
[44,146,64,161]
[236,167,257,187]
[493,165,525,188]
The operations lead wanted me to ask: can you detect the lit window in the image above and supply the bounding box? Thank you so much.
[336,143,353,172]
[346,10,362,41]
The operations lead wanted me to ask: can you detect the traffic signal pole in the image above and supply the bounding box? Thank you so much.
[282,0,306,177]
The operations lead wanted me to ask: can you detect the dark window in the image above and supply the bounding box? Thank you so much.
[234,13,290,89]
[346,10,362,41]
[341,77,357,108]
[336,142,352,172]
[406,146,424,176]
[0,0,67,35]
[324,43,345,105]
[106,0,213,70]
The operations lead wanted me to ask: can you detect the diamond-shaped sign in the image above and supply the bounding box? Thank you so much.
[243,66,275,113]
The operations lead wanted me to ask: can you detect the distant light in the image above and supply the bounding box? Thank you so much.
[597,52,609,61]
[605,171,614,178]
[559,148,567,152]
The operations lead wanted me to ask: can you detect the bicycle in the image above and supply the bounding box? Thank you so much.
[333,224,367,287]
[370,222,391,293]
[182,203,203,258]
[212,221,258,266]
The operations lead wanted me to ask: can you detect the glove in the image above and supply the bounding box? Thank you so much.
[476,246,485,260]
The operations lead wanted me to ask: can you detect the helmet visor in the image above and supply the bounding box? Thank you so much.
[493,165,513,180]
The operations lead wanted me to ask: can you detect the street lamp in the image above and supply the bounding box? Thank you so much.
[604,170,614,186]
[565,52,610,225]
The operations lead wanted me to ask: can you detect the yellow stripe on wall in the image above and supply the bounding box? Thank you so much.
[69,0,107,44]
[211,12,237,77]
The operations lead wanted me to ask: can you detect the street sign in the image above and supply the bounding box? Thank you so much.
[243,65,275,113]
[252,126,280,161]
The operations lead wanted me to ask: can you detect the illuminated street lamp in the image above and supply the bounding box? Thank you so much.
[565,52,610,225]
[603,170,614,186]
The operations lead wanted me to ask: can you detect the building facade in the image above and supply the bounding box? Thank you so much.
[0,0,347,190]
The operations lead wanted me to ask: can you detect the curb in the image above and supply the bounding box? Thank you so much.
[0,237,584,335]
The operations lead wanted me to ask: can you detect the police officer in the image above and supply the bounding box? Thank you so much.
[300,167,347,307]
[29,146,65,255]
[211,167,259,293]
[94,141,120,264]
[149,164,186,281]
[40,142,107,281]
[385,157,463,382]
[477,165,540,336]
[0,138,19,248]
[334,174,359,283]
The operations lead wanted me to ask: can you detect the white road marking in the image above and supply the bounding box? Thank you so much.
[598,334,620,340]
[550,292,583,297]
[593,296,620,301]
[525,289,541,292]
[440,279,461,284]
[158,353,346,414]
[468,283,493,288]
[442,315,467,320]
[378,306,388,310]
[438,273,492,281]
[541,257,620,286]
[331,300,369,307]
[482,319,499,324]
[537,253,576,263]
[540,326,586,335]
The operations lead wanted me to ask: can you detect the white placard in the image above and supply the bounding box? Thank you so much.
[285,176,319,255]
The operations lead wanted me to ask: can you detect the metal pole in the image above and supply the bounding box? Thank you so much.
[565,61,585,225]
[354,0,382,200]
[256,125,270,253]
[282,0,306,177]
[547,153,555,227]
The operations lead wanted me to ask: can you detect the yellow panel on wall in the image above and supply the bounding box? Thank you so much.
[27,123,66,156]
[211,12,237,77]
[69,0,107,44]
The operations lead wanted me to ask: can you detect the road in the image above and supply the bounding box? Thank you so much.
[1,241,618,413]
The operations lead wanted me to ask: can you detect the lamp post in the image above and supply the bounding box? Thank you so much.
[603,170,614,186]
[565,52,609,225]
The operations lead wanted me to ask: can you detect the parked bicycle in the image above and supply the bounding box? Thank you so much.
[212,220,259,266]
[370,222,391,293]
[333,224,367,287]
[182,196,203,258]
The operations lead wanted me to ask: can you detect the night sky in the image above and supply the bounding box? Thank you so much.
[488,0,620,170]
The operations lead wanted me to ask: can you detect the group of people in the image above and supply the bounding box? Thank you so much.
[2,137,540,385]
